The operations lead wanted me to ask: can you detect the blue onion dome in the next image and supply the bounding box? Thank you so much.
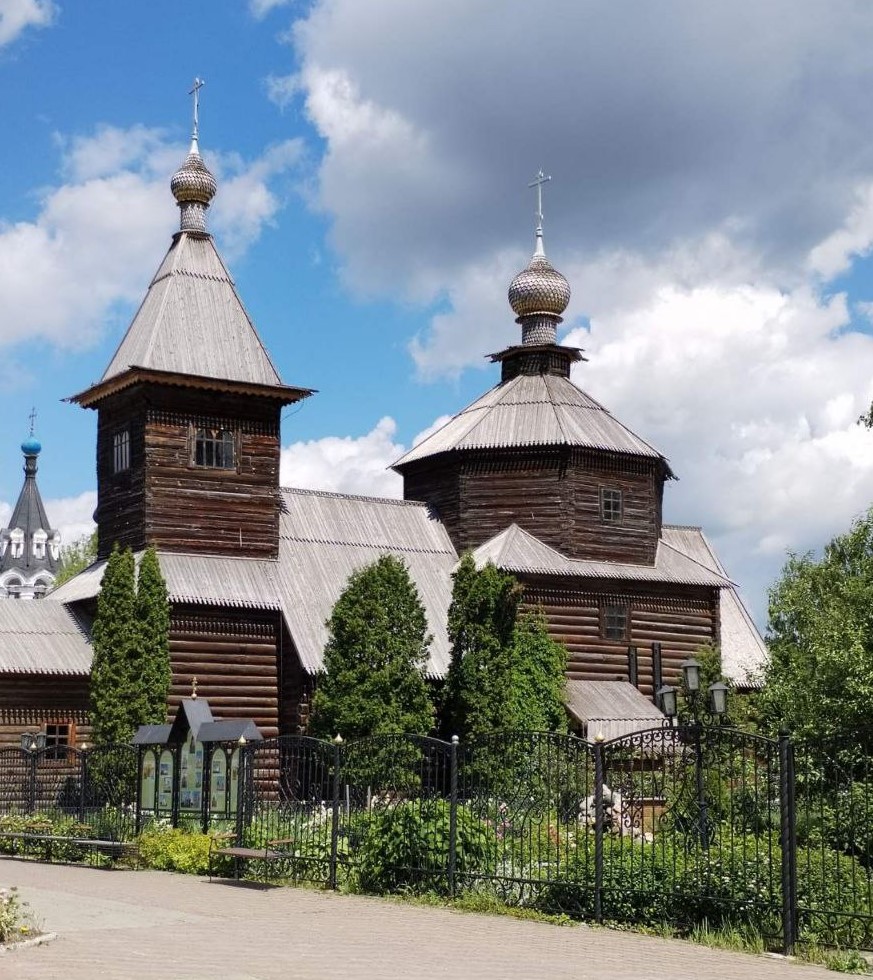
[508,250,571,320]
[21,435,41,456]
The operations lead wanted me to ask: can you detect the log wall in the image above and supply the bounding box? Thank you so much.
[169,606,281,738]
[96,384,281,559]
[523,578,720,700]
[403,449,664,564]
[0,676,90,749]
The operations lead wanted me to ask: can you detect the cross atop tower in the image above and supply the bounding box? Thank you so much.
[28,407,36,437]
[528,169,551,237]
[189,77,205,142]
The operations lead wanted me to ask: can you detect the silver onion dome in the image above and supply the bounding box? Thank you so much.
[508,248,571,320]
[171,143,218,207]
[171,137,217,235]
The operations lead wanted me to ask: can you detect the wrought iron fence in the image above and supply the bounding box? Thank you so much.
[2,728,873,953]
[0,743,137,841]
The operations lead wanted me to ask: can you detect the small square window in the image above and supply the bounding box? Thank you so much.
[44,723,72,760]
[600,488,623,524]
[113,430,130,473]
[602,603,628,642]
[194,428,236,470]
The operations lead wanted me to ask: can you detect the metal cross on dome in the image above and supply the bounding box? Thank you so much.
[28,407,36,436]
[189,77,205,141]
[528,169,551,233]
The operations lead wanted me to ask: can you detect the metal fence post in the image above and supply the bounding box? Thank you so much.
[448,735,459,898]
[593,735,604,924]
[329,735,343,890]
[134,745,143,836]
[779,731,798,956]
[234,742,247,846]
[78,749,87,824]
[694,721,709,852]
[27,747,37,814]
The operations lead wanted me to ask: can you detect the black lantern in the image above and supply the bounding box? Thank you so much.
[709,681,729,716]
[657,684,678,718]
[681,657,702,693]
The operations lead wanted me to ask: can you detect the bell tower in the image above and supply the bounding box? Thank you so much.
[70,83,312,560]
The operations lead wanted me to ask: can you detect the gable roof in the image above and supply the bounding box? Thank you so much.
[0,601,91,675]
[662,525,768,686]
[566,679,665,741]
[276,488,457,677]
[50,551,281,611]
[470,523,732,587]
[393,373,671,472]
[102,232,284,388]
[48,488,458,680]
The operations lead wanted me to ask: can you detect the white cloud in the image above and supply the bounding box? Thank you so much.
[808,182,873,279]
[280,416,404,498]
[46,491,96,546]
[286,0,873,303]
[265,73,300,110]
[0,0,55,47]
[0,125,303,350]
[249,0,292,20]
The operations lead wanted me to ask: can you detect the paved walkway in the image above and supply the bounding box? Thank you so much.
[0,858,839,980]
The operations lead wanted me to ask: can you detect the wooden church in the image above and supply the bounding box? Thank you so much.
[0,105,766,749]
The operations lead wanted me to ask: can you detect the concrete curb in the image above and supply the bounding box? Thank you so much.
[0,931,58,954]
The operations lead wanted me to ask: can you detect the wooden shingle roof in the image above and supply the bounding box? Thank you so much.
[393,373,671,472]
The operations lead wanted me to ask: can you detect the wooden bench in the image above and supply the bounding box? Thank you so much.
[0,831,138,865]
[208,832,295,882]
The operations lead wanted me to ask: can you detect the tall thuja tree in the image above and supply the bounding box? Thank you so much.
[442,554,567,741]
[442,554,520,741]
[311,554,434,741]
[89,546,139,744]
[135,547,171,724]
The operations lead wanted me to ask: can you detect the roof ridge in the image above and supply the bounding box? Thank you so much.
[279,535,451,555]
[658,537,734,585]
[280,486,431,508]
[663,523,704,531]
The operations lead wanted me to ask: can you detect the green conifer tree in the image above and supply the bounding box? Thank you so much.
[89,546,138,744]
[135,547,171,724]
[311,554,434,740]
[442,554,567,740]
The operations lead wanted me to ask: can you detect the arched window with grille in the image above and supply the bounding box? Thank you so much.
[194,427,236,469]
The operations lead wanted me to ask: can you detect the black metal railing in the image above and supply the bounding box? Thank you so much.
[1,727,873,953]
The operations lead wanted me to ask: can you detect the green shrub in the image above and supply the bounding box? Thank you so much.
[137,826,225,876]
[354,799,496,895]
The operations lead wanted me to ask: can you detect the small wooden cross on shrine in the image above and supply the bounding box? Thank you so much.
[28,407,37,436]
[189,77,205,140]
[528,169,551,231]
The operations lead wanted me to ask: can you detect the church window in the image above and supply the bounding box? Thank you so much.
[194,428,236,469]
[44,723,72,759]
[113,430,130,473]
[9,529,23,560]
[33,529,47,560]
[601,603,629,641]
[600,488,623,524]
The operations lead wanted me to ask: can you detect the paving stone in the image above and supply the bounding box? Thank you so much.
[0,858,839,980]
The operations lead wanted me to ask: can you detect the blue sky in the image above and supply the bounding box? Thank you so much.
[4,0,873,627]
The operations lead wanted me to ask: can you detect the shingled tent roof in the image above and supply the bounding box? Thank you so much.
[393,373,672,474]
[70,232,312,407]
